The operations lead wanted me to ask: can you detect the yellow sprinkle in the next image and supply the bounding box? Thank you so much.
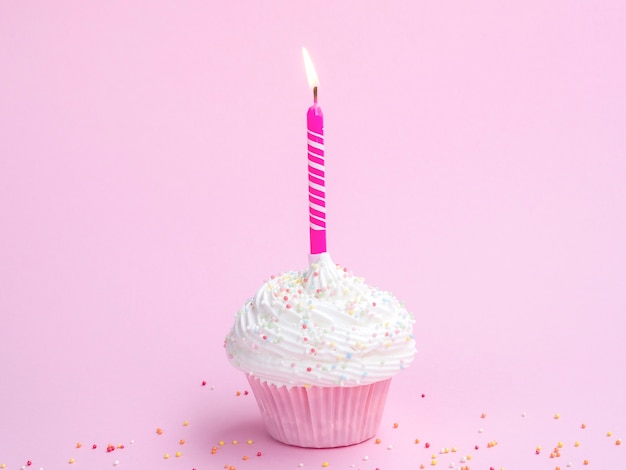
[69,458,75,464]
[247,439,253,445]
[607,431,613,437]
[232,440,238,445]
[183,420,189,426]
[575,441,580,447]
[557,441,563,448]
[431,459,437,465]
[451,447,457,452]
[0,464,5,469]
[219,440,225,446]
[322,462,329,468]
[164,453,170,459]
[554,413,560,419]
[175,451,182,457]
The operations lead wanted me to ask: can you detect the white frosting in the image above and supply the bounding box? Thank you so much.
[224,253,416,387]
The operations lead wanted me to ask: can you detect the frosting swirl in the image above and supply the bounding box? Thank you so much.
[224,253,416,387]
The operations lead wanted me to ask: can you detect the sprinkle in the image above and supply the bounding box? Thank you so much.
[175,451,182,457]
[92,444,97,449]
[242,456,248,461]
[607,431,613,437]
[219,440,225,446]
[617,439,622,445]
[415,439,420,444]
[375,438,381,444]
[211,447,218,455]
[558,442,564,448]
[179,439,185,445]
[76,443,82,448]
[387,444,393,450]
[554,413,560,419]
[202,381,206,386]
[322,463,329,468]
[581,423,586,429]
[425,442,431,448]
[393,422,399,428]
[431,459,437,466]
[481,413,487,418]
[583,460,589,465]
[113,461,120,466]
[522,412,527,417]
[247,439,253,444]
[574,441,580,447]
[478,428,484,433]
[183,420,189,426]
[27,463,32,467]
[68,459,75,464]
[156,428,163,435]
[163,454,169,459]
[363,456,369,461]
[257,452,262,456]
[232,440,238,445]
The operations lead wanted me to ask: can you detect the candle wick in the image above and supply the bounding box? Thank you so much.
[313,86,318,103]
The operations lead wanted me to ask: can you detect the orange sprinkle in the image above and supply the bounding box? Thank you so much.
[481,413,486,418]
[242,456,248,461]
[375,438,381,444]
[581,423,586,429]
[583,460,589,465]
[156,428,163,435]
[236,391,241,396]
[76,442,82,448]
[414,438,420,444]
[616,439,622,445]
[393,422,399,428]
[179,439,185,445]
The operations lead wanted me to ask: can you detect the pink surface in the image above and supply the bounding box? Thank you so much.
[1,1,625,468]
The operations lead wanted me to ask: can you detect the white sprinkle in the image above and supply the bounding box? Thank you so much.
[449,464,456,468]
[210,385,216,390]
[113,461,120,466]
[521,411,527,417]
[460,456,467,463]
[478,428,484,433]
[298,464,304,468]
[129,440,135,444]
[362,456,369,461]
[387,444,393,450]
[567,463,573,467]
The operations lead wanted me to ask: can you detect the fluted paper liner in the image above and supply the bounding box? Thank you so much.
[247,376,391,448]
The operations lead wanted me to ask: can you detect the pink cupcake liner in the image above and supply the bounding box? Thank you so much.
[246,376,391,448]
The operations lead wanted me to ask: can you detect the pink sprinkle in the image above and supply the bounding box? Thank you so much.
[202,381,207,386]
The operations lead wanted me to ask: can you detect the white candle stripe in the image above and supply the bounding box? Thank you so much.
[308,171,325,183]
[308,180,325,193]
[309,201,326,213]
[308,160,324,172]
[308,152,325,164]
[310,215,326,229]
[307,129,324,139]
[307,139,324,150]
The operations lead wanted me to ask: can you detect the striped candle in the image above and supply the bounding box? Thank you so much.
[303,47,326,255]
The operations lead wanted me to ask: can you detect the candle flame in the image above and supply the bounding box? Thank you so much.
[302,47,319,90]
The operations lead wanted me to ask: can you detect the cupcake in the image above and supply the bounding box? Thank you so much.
[224,253,416,448]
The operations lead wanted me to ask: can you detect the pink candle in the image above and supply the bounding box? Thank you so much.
[303,48,326,255]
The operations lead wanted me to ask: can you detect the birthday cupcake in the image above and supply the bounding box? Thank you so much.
[224,253,416,448]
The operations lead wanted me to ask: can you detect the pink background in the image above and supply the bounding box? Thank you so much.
[1,2,625,468]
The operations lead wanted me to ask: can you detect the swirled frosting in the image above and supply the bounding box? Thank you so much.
[224,253,416,387]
